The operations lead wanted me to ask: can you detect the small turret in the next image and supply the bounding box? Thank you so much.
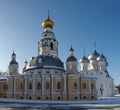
[23,59,28,74]
[88,50,100,70]
[97,54,108,71]
[66,47,78,73]
[80,55,89,71]
[8,51,19,75]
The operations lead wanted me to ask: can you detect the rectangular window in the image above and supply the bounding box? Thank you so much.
[91,83,94,90]
[4,85,6,90]
[20,83,23,90]
[74,82,78,89]
[46,82,50,89]
[37,82,41,90]
[57,82,61,89]
[29,82,32,90]
[82,83,86,89]
[4,84,8,90]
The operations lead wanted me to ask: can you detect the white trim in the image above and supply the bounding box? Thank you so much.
[42,75,44,94]
[51,75,54,93]
[63,75,66,93]
[13,77,16,93]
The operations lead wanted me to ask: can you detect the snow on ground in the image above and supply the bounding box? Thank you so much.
[0,95,120,109]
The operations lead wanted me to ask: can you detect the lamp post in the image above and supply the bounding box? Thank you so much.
[100,84,104,100]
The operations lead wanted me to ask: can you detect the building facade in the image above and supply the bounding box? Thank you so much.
[0,13,113,100]
[80,50,114,97]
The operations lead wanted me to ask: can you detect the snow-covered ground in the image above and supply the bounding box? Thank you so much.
[0,95,120,109]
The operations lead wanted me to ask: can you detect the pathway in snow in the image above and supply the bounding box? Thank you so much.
[0,95,120,109]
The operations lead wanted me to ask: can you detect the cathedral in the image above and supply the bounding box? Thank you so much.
[0,13,114,100]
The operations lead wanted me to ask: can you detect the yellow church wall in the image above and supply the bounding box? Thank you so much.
[81,94,96,100]
[16,78,24,92]
[7,94,13,99]
[62,94,67,100]
[52,94,62,100]
[35,77,42,92]
[27,78,33,92]
[67,76,73,91]
[66,62,77,73]
[81,94,90,100]
[67,75,80,92]
[68,94,80,100]
[23,94,35,100]
[35,94,42,100]
[54,76,63,92]
[66,63,70,72]
[13,66,18,74]
[44,94,51,100]
[91,79,96,91]
[0,80,7,98]
[2,70,97,101]
[72,63,77,73]
[7,77,14,92]
[81,79,89,91]
[44,76,50,92]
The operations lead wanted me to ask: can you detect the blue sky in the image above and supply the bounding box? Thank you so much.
[0,0,120,85]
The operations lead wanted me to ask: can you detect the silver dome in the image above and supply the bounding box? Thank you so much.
[88,50,100,60]
[97,54,106,61]
[80,55,89,63]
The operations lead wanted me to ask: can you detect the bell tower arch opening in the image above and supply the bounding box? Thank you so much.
[50,42,53,50]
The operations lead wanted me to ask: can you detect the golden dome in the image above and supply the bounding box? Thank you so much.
[42,14,54,28]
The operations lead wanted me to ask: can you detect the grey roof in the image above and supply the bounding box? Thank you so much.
[10,60,18,65]
[24,55,65,72]
[105,70,111,78]
[80,55,89,63]
[66,56,77,62]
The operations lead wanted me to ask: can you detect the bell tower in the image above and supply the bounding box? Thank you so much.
[38,11,58,57]
[8,51,19,75]
[66,47,78,73]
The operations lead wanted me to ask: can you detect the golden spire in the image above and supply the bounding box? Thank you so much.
[42,10,54,28]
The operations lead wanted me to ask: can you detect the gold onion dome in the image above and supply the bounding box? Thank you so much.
[42,14,54,28]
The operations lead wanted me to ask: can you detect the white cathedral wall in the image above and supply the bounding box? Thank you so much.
[106,77,114,97]
[81,69,114,98]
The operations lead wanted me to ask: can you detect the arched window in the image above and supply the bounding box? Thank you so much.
[20,96,23,99]
[83,96,86,100]
[46,82,50,89]
[29,96,32,100]
[46,96,49,100]
[50,42,53,50]
[74,82,78,89]
[37,96,41,100]
[3,96,7,98]
[37,82,41,90]
[29,82,32,90]
[91,96,94,99]
[82,83,86,89]
[57,82,61,89]
[57,96,61,100]
[74,96,78,100]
